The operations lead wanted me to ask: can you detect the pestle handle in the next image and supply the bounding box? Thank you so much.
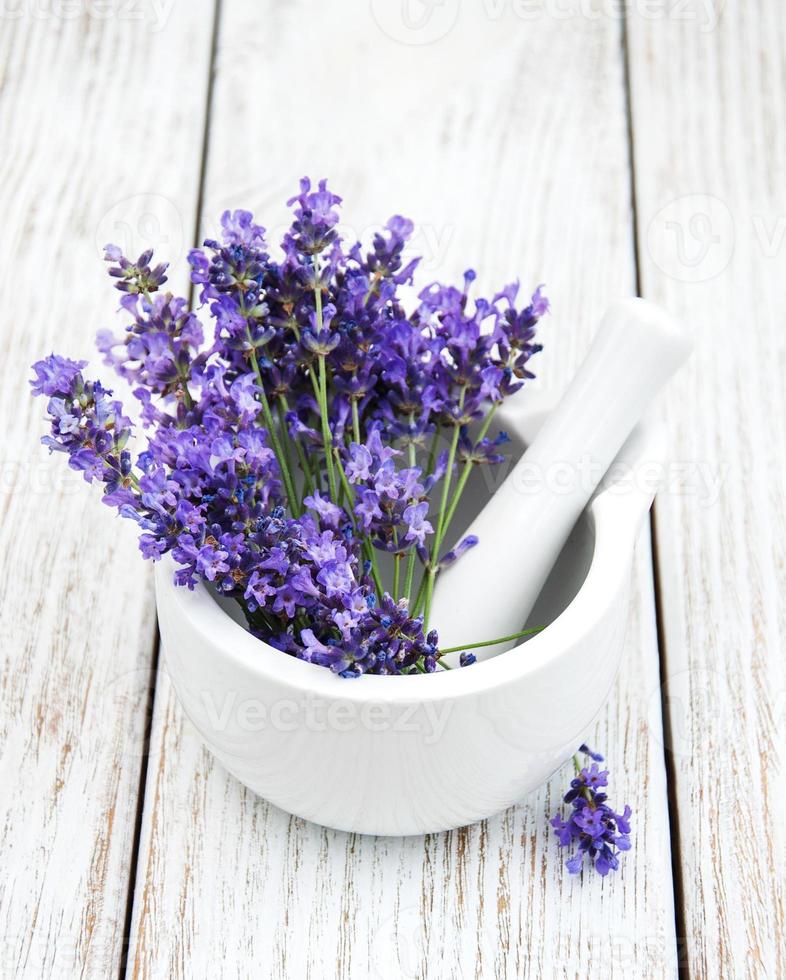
[430,298,693,655]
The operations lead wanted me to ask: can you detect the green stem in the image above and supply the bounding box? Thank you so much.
[351,399,361,444]
[363,269,382,305]
[425,426,441,478]
[316,354,338,500]
[434,422,462,548]
[364,542,385,598]
[177,374,194,411]
[442,403,499,535]
[441,464,472,543]
[420,400,501,625]
[278,395,315,500]
[245,331,299,514]
[333,448,355,505]
[334,449,384,599]
[290,319,324,409]
[422,392,465,627]
[573,754,594,804]
[312,261,338,502]
[437,625,545,656]
[404,548,417,606]
[393,553,401,600]
[259,385,299,514]
[402,413,421,608]
[411,571,429,618]
[275,399,296,489]
[406,411,417,467]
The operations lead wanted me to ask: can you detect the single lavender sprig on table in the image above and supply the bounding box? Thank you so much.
[550,744,632,876]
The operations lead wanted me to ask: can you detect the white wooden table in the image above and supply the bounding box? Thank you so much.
[1,2,784,976]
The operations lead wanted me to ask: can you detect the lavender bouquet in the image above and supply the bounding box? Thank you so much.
[31,178,547,674]
[31,179,630,873]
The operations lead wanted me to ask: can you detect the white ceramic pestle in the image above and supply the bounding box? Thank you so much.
[430,297,692,656]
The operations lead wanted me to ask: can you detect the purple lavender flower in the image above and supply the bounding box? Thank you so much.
[303,490,344,530]
[457,429,510,467]
[342,428,433,557]
[350,214,420,289]
[231,511,441,676]
[285,177,342,257]
[345,442,373,482]
[30,354,87,398]
[402,501,432,546]
[97,292,203,404]
[439,534,478,569]
[551,745,632,876]
[219,209,266,247]
[31,177,550,678]
[31,356,134,493]
[104,244,168,295]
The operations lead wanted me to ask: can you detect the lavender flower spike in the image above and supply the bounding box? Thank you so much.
[550,744,632,876]
[31,177,549,678]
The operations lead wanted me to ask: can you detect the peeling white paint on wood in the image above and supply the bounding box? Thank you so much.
[127,4,677,977]
[14,2,780,976]
[0,4,214,975]
[627,3,786,976]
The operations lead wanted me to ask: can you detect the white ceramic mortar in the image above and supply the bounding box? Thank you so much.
[155,390,662,835]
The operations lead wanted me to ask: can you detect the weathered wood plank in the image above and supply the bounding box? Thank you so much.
[0,5,214,975]
[626,2,786,975]
[128,3,678,976]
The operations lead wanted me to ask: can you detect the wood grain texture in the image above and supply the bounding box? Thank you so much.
[0,5,214,976]
[127,3,678,977]
[626,2,786,975]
